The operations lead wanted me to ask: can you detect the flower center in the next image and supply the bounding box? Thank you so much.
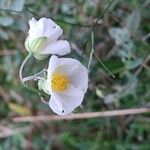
[51,72,69,92]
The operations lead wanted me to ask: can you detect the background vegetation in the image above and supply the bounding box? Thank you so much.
[0,0,149,149]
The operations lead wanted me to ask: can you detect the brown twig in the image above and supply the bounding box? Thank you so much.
[12,107,150,123]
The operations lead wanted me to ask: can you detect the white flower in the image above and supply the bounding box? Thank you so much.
[39,55,88,115]
[25,17,71,60]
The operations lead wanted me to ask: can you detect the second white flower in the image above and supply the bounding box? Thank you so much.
[39,55,88,115]
[25,17,71,59]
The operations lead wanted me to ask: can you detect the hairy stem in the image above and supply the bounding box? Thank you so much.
[19,53,47,97]
[88,31,94,70]
[19,53,32,85]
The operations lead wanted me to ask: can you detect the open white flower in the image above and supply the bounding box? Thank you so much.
[39,55,88,115]
[25,17,70,60]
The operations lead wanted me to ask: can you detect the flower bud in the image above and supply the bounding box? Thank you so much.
[25,36,48,60]
[25,36,48,52]
[25,18,71,59]
[38,78,50,95]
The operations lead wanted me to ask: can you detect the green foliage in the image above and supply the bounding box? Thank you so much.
[0,16,14,26]
[0,0,24,11]
[0,0,149,149]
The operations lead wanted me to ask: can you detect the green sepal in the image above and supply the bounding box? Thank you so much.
[34,54,48,60]
[25,36,48,53]
[38,79,50,95]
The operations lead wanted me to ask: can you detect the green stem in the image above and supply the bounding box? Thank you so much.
[22,69,47,82]
[95,54,115,78]
[19,53,46,96]
[87,31,115,78]
[19,53,32,84]
[24,7,90,28]
[94,0,116,27]
[88,31,94,70]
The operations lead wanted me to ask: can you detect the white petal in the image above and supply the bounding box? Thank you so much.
[47,56,60,93]
[49,85,84,115]
[41,40,71,56]
[64,84,84,97]
[38,18,63,41]
[69,65,88,94]
[28,17,62,41]
[41,17,56,28]
[54,58,88,93]
[49,95,63,114]
[29,18,37,29]
[48,55,59,74]
[28,18,44,40]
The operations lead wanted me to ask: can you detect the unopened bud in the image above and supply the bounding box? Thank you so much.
[25,36,48,53]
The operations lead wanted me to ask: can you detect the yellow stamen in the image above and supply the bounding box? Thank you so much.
[51,71,69,92]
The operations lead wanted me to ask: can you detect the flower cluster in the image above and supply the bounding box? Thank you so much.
[22,17,88,115]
